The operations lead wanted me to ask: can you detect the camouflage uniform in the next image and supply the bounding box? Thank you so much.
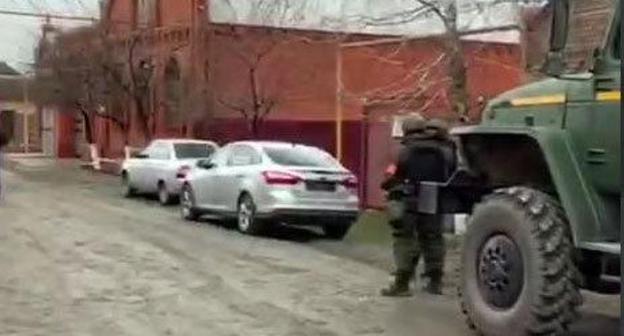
[381,117,456,296]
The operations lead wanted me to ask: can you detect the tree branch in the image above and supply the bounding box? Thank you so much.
[217,97,249,120]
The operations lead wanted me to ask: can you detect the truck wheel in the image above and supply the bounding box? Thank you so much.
[459,187,581,336]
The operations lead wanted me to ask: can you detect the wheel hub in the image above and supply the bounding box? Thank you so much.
[477,234,524,309]
[181,190,192,214]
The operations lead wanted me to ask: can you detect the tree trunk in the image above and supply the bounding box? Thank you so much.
[444,3,469,121]
[79,109,94,144]
[134,97,152,142]
[250,115,261,138]
[447,32,469,120]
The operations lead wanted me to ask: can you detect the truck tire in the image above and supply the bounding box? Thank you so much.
[459,187,581,336]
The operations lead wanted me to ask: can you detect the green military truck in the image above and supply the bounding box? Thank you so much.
[424,0,621,335]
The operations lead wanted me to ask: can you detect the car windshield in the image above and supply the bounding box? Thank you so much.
[263,146,339,168]
[174,143,215,159]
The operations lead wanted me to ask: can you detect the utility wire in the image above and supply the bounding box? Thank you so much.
[0,9,97,22]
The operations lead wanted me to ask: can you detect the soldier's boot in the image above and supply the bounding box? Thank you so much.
[381,271,412,297]
[424,275,443,295]
[389,268,415,279]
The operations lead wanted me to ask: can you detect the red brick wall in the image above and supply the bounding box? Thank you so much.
[159,0,193,26]
[208,26,338,122]
[342,38,525,121]
[107,0,135,32]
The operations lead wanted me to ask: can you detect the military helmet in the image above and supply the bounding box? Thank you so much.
[425,118,450,139]
[401,114,426,135]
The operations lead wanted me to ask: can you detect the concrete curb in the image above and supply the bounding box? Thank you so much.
[3,157,19,171]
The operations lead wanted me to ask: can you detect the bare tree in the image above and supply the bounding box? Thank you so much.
[33,26,128,145]
[346,0,524,121]
[100,33,155,142]
[209,0,335,137]
[213,31,280,137]
[34,24,160,148]
[364,0,468,119]
[420,0,470,119]
[212,27,335,137]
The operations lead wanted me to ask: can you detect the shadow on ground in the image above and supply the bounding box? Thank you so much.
[569,312,620,336]
[191,216,327,243]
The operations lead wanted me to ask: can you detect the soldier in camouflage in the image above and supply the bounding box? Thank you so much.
[380,114,424,294]
[380,116,456,297]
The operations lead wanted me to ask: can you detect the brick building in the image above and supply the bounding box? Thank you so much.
[48,0,549,206]
[0,62,49,155]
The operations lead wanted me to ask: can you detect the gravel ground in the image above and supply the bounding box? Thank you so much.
[0,159,619,336]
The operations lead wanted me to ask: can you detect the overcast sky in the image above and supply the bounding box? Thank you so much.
[0,0,99,72]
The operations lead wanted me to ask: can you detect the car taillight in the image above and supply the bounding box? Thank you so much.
[262,171,302,185]
[342,176,358,189]
[176,165,192,179]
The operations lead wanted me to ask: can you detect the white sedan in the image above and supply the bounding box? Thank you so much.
[121,139,218,205]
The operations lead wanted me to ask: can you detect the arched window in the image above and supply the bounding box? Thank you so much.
[164,57,182,125]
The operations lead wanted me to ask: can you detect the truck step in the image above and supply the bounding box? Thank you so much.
[579,242,620,255]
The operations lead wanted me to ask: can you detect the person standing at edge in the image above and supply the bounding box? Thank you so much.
[380,116,456,296]
[380,113,424,296]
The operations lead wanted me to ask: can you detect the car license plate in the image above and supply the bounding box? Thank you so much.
[306,181,336,192]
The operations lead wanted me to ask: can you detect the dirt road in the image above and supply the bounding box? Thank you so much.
[0,160,619,336]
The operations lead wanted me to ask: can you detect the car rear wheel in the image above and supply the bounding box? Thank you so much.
[323,221,352,240]
[121,173,136,198]
[237,194,265,235]
[180,185,200,221]
[158,182,174,206]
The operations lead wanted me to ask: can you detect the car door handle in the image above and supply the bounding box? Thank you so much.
[235,174,244,178]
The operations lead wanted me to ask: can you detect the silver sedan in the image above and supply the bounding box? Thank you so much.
[121,139,218,205]
[180,141,360,239]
